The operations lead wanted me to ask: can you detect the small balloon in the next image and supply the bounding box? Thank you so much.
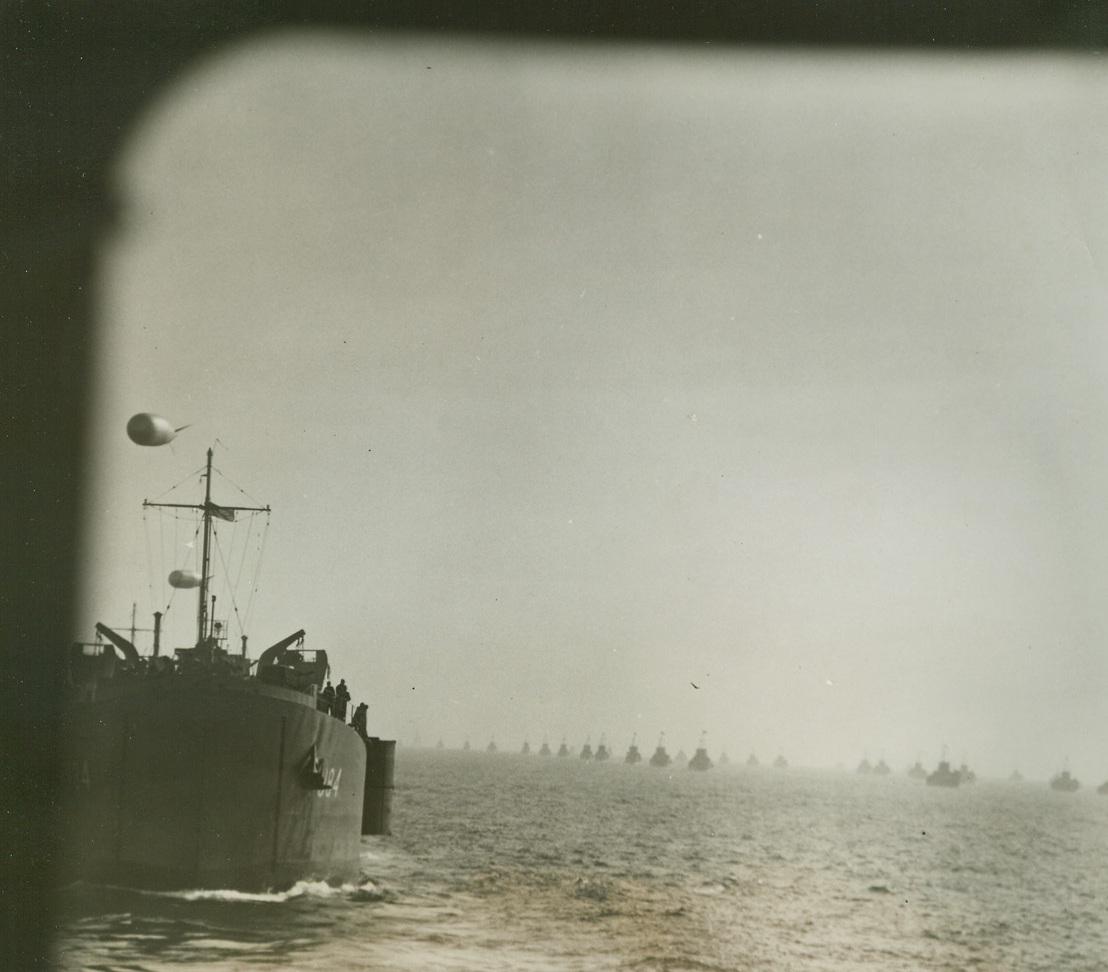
[127,413,179,446]
[168,569,201,589]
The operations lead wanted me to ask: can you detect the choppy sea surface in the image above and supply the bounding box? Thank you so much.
[56,749,1108,971]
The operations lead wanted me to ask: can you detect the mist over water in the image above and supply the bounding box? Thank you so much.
[57,749,1108,971]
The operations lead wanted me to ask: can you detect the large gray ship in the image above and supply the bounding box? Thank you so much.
[59,435,394,891]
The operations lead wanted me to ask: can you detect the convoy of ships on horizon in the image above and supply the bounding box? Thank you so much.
[432,734,1108,791]
[60,415,396,893]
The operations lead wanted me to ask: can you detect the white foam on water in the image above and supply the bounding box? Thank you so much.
[174,878,382,902]
[86,877,383,904]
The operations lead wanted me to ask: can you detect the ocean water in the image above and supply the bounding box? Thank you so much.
[56,750,1108,971]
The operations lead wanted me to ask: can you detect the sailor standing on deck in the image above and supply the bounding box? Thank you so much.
[351,702,368,737]
[320,680,335,715]
[334,679,350,720]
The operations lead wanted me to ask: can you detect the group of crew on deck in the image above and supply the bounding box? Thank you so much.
[318,678,368,736]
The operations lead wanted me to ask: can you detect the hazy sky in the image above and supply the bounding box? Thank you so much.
[83,34,1108,780]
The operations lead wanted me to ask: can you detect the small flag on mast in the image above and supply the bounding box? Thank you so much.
[207,503,236,522]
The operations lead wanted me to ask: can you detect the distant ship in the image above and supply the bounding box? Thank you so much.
[856,757,872,774]
[520,741,531,755]
[674,749,688,767]
[59,440,394,891]
[1009,770,1024,783]
[557,738,569,757]
[926,760,962,788]
[746,753,760,767]
[649,735,672,768]
[1050,768,1080,792]
[463,740,471,751]
[579,739,593,760]
[594,736,610,761]
[717,751,730,767]
[624,736,642,764]
[907,758,928,779]
[1097,780,1108,795]
[486,740,498,754]
[773,754,788,770]
[688,734,713,771]
[538,740,551,756]
[436,739,445,750]
[873,759,891,776]
[958,762,977,784]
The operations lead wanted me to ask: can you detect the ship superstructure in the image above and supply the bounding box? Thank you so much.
[60,439,394,891]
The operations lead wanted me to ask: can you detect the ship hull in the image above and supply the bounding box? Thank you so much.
[59,675,367,891]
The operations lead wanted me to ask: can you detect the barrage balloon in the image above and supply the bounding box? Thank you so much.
[168,570,201,589]
[126,413,187,446]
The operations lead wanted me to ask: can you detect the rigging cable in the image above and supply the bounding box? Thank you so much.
[144,502,156,625]
[212,525,247,643]
[209,460,270,638]
[146,462,207,504]
[230,512,253,626]
[231,515,248,593]
[242,511,270,637]
[210,462,265,509]
[162,512,201,645]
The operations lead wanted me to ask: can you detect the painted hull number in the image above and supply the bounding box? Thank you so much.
[314,766,341,798]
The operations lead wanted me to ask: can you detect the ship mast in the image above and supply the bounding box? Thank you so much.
[145,447,270,648]
[197,447,215,643]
